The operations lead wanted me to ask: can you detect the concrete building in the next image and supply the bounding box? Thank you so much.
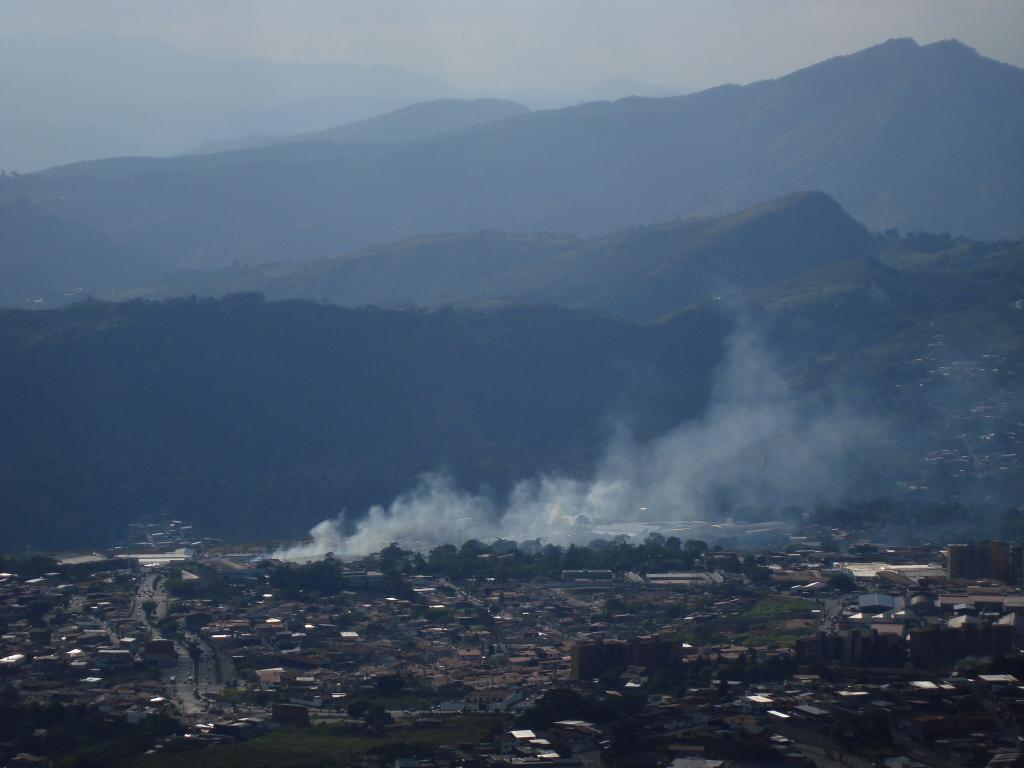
[571,634,678,680]
[947,541,1024,584]
[908,620,1013,667]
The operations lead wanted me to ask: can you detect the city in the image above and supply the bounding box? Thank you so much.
[4,519,1024,766]
[1,3,1022,768]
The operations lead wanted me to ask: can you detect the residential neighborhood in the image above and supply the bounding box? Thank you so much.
[4,521,1024,766]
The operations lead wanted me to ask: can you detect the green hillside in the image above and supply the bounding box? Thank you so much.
[114,191,876,322]
[0,237,1020,551]
[0,199,159,306]
[0,297,729,549]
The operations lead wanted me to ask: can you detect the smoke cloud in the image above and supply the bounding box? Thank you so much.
[274,322,879,560]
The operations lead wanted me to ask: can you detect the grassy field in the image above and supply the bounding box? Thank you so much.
[735,595,818,647]
[680,595,819,649]
[117,715,502,768]
[739,622,816,648]
[357,689,454,710]
[743,595,814,619]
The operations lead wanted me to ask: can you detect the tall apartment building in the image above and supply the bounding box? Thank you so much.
[909,621,1014,667]
[571,635,677,680]
[796,628,905,667]
[572,638,626,680]
[947,541,1024,584]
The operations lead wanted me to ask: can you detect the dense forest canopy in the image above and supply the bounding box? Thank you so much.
[0,225,1020,551]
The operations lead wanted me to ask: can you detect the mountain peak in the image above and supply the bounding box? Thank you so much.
[857,37,989,68]
[876,37,920,50]
[837,36,924,66]
[922,38,977,55]
[721,190,849,224]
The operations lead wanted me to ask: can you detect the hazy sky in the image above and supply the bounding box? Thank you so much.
[5,0,1024,91]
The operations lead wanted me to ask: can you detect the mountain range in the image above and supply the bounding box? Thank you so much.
[1,36,1020,281]
[110,191,877,322]
[0,33,458,172]
[0,199,161,306]
[0,33,689,172]
[0,35,1022,550]
[187,98,531,155]
[0,216,1020,549]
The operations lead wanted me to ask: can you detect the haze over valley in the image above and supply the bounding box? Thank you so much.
[0,20,1021,556]
[4,6,1024,766]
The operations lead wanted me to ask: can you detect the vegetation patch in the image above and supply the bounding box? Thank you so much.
[121,715,502,768]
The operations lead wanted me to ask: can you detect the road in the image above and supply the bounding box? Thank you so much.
[132,570,221,716]
[820,597,842,632]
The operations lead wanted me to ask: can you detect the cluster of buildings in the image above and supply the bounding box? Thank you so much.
[122,519,200,552]
[948,541,1024,585]
[570,634,679,681]
[0,561,179,724]
[896,344,1022,492]
[4,534,1024,765]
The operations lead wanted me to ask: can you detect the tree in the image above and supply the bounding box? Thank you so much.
[375,674,404,693]
[644,532,665,550]
[378,543,407,576]
[347,699,370,719]
[742,555,770,583]
[827,573,857,593]
[684,539,709,558]
[363,703,392,728]
[428,544,459,578]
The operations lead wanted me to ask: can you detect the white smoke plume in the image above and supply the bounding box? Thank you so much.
[274,323,878,560]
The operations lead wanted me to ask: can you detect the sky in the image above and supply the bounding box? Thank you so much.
[4,0,1023,92]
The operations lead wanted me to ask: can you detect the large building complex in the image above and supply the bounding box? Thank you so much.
[947,541,1024,584]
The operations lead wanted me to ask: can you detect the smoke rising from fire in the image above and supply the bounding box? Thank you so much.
[274,323,878,560]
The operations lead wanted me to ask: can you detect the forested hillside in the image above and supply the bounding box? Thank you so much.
[116,191,875,322]
[0,199,160,306]
[0,297,729,548]
[0,237,1020,550]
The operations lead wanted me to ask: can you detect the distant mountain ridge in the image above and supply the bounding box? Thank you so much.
[188,98,530,155]
[116,191,876,322]
[0,199,160,306]
[0,32,458,171]
[1,36,1019,273]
